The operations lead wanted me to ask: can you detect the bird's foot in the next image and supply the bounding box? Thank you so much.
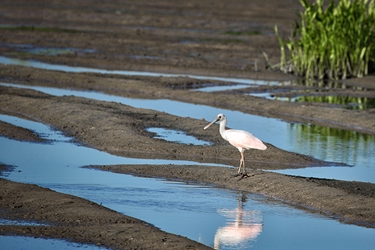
[233,172,254,180]
[232,173,244,177]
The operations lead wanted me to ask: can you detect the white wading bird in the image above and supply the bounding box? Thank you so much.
[204,114,267,177]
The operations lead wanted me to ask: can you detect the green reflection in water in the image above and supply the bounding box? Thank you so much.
[288,123,375,166]
[294,95,375,110]
[290,79,375,110]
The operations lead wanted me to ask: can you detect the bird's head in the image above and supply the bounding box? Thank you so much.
[204,113,226,130]
[216,113,225,122]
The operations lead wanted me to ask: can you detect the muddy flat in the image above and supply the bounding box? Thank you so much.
[1,0,375,249]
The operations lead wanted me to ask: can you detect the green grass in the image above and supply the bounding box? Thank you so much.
[275,0,375,80]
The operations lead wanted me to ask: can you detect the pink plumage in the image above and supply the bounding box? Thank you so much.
[204,113,267,177]
[224,129,267,151]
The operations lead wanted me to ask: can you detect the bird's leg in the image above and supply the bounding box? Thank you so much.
[237,151,252,180]
[237,154,243,174]
[240,151,249,176]
[234,151,248,178]
[233,151,244,177]
[241,152,247,175]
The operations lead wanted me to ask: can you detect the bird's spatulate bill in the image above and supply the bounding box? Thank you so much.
[204,119,217,130]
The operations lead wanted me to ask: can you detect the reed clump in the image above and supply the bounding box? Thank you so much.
[276,0,375,80]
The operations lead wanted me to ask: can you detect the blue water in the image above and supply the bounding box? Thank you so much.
[0,114,206,175]
[193,84,257,92]
[0,236,107,250]
[1,115,375,249]
[0,55,275,85]
[1,82,375,183]
[146,127,211,145]
[0,219,49,227]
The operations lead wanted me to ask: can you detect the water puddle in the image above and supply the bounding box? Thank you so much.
[0,43,96,56]
[2,56,374,110]
[250,92,287,100]
[245,79,375,110]
[146,127,211,145]
[0,235,107,250]
[1,115,375,249]
[190,79,375,111]
[2,82,375,183]
[192,80,293,92]
[273,166,375,182]
[0,218,49,227]
[0,114,72,142]
[0,114,204,176]
[0,56,278,85]
[251,92,375,110]
[192,84,253,92]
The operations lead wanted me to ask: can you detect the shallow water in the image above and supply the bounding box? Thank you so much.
[1,82,375,183]
[1,115,374,249]
[0,236,107,250]
[0,56,273,85]
[192,84,252,92]
[0,114,205,173]
[192,82,285,92]
[146,127,211,145]
[251,92,375,110]
[0,218,49,227]
[0,43,96,56]
[1,55,374,109]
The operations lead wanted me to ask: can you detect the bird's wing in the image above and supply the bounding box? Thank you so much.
[224,129,267,150]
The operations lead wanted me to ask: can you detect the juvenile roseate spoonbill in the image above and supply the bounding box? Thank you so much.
[204,114,267,177]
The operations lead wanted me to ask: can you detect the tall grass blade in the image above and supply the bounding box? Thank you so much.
[275,0,375,80]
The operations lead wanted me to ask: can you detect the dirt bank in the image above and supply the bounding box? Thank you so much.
[1,64,375,135]
[0,86,332,169]
[1,0,375,249]
[1,85,375,250]
[0,177,212,250]
[89,164,375,228]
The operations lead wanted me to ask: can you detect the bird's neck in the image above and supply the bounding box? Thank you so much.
[219,120,227,139]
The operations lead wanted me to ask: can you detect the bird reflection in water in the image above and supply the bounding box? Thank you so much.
[214,192,263,249]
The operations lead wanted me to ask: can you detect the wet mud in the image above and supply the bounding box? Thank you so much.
[1,0,375,249]
[0,178,211,250]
